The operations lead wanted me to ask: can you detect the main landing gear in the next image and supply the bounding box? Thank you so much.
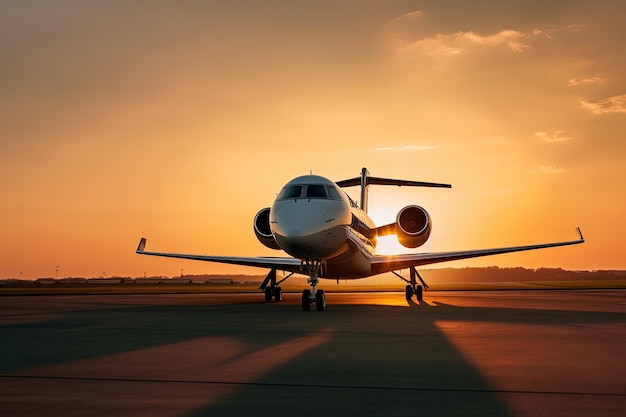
[301,260,326,311]
[393,267,429,302]
[259,268,293,303]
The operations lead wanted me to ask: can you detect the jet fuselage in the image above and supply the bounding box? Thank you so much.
[270,174,376,278]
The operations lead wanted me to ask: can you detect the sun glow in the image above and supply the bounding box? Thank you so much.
[374,235,409,255]
[0,2,623,278]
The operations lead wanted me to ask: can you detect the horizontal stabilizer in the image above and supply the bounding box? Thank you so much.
[336,168,451,213]
[368,177,451,188]
[336,176,451,189]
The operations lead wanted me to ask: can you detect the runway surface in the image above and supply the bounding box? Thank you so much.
[1,290,625,417]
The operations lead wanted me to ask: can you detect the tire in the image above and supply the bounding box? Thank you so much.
[264,286,273,302]
[316,289,326,311]
[274,286,283,301]
[405,285,413,301]
[415,285,423,302]
[302,289,311,311]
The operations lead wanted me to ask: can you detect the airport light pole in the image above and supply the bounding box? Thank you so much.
[55,265,59,280]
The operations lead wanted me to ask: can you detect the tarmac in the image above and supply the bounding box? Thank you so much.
[1,290,625,417]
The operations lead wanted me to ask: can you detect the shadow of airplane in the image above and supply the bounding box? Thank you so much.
[1,292,625,417]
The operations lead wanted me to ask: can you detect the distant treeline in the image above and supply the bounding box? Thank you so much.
[420,267,626,283]
[3,268,625,284]
[0,274,262,285]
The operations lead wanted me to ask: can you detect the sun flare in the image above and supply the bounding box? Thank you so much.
[374,235,409,255]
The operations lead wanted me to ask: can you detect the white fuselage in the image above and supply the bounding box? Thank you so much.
[269,175,377,279]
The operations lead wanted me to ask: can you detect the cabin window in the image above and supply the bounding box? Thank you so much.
[306,185,327,198]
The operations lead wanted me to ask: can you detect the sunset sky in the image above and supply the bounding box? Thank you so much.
[2,1,625,279]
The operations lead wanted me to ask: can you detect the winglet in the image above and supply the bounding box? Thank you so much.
[576,227,584,242]
[136,238,147,253]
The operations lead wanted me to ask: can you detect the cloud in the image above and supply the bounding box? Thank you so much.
[398,28,552,57]
[390,10,424,23]
[375,145,438,151]
[566,23,589,32]
[580,94,626,114]
[568,77,606,87]
[539,165,565,174]
[532,131,572,143]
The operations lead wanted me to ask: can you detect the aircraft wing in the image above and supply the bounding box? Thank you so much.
[371,228,585,274]
[136,238,303,273]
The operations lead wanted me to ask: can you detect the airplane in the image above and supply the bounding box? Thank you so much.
[136,167,584,311]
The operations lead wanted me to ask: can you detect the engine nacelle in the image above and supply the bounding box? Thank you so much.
[254,207,281,250]
[396,205,432,248]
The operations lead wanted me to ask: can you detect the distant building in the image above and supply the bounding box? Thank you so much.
[206,278,234,285]
[162,278,192,284]
[134,278,163,285]
[87,278,124,285]
[59,277,88,284]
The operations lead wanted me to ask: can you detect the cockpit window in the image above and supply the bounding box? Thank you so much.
[278,185,302,200]
[306,185,327,198]
[278,183,342,200]
[326,186,340,199]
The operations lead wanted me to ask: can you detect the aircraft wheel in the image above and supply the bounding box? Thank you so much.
[273,286,283,301]
[405,285,413,301]
[302,289,311,311]
[264,286,273,302]
[415,285,423,302]
[316,290,326,311]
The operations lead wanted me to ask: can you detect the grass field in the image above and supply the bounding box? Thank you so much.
[1,280,625,296]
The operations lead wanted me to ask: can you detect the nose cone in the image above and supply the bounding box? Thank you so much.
[271,199,343,238]
[270,199,350,259]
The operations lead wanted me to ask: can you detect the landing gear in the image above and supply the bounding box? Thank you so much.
[301,287,326,311]
[273,286,283,301]
[315,289,326,311]
[405,284,423,301]
[302,289,311,311]
[395,267,428,302]
[261,261,327,310]
[260,268,288,303]
[301,260,326,311]
[405,285,413,301]
[414,284,423,302]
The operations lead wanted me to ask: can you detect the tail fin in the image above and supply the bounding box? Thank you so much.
[336,167,451,213]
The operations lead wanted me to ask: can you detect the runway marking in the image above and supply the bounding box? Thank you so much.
[2,374,624,397]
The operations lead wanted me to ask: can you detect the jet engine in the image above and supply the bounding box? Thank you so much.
[396,205,432,248]
[254,207,281,250]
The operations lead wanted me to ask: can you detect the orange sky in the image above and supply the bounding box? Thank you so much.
[1,1,625,279]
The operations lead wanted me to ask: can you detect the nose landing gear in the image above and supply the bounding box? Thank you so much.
[301,260,326,311]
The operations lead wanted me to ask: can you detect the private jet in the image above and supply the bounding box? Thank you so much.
[136,168,584,311]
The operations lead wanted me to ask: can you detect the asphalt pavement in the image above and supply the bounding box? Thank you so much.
[1,290,625,417]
